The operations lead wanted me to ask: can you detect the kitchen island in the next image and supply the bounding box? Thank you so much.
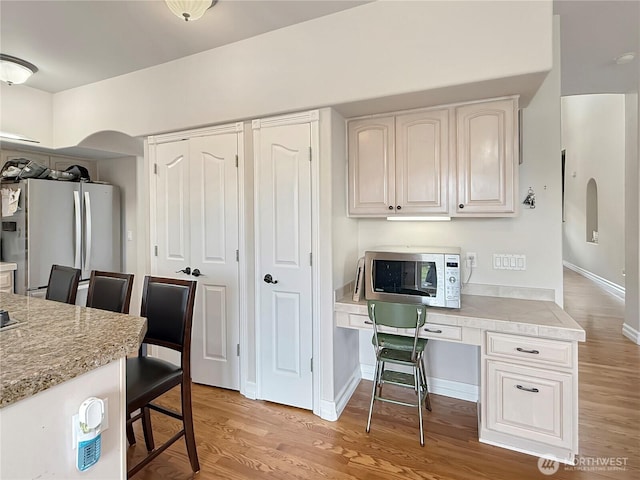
[0,293,146,479]
[336,293,586,464]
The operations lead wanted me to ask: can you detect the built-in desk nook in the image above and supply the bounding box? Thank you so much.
[335,293,586,464]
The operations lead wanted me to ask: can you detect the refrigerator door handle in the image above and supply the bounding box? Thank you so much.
[73,191,82,269]
[84,191,92,271]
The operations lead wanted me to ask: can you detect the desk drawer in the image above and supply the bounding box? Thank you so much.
[421,323,462,341]
[0,271,13,293]
[486,332,573,368]
[348,314,397,333]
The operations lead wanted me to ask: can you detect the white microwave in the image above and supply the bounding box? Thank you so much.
[364,247,461,309]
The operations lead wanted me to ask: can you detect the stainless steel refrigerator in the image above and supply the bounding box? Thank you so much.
[1,178,121,301]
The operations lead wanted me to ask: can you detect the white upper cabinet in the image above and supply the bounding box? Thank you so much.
[396,109,449,214]
[348,109,449,216]
[455,97,518,215]
[348,117,395,215]
[347,96,519,218]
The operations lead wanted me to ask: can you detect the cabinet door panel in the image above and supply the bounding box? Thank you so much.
[348,117,395,215]
[456,98,517,214]
[396,109,449,214]
[486,360,572,448]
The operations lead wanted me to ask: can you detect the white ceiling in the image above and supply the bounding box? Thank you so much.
[0,0,369,93]
[554,0,638,96]
[0,1,637,96]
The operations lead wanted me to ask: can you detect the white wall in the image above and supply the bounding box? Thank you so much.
[96,156,143,312]
[624,92,639,341]
[45,1,551,148]
[562,95,626,288]
[357,15,563,392]
[328,108,360,406]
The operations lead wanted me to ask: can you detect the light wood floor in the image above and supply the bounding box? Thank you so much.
[129,269,639,479]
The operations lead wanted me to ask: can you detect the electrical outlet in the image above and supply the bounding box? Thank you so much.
[466,252,477,268]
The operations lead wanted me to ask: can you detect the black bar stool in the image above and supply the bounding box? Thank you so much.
[45,264,81,304]
[126,276,198,478]
[86,270,134,314]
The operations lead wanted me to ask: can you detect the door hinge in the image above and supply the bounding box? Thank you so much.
[235,154,238,168]
[236,250,239,262]
[153,163,158,174]
[237,344,240,357]
[308,147,312,162]
[154,245,158,257]
[310,358,313,372]
[309,252,312,266]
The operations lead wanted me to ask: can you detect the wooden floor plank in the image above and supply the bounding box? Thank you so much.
[129,268,639,479]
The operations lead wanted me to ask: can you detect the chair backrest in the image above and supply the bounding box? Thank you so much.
[140,276,197,363]
[367,300,427,330]
[86,270,135,314]
[46,264,81,304]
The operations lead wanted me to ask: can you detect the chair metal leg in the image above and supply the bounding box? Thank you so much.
[366,359,380,433]
[141,406,155,452]
[416,365,424,447]
[419,357,432,412]
[181,382,200,473]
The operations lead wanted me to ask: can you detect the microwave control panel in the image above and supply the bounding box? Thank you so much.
[444,254,461,308]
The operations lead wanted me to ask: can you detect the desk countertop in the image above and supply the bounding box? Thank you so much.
[335,294,586,342]
[0,293,147,408]
[0,262,17,272]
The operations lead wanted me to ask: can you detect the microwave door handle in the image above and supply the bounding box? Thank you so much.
[73,191,82,269]
[84,191,92,271]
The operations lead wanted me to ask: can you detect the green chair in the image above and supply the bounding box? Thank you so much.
[366,300,432,446]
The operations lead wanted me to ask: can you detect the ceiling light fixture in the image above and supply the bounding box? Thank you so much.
[0,54,38,86]
[614,52,636,64]
[165,0,216,22]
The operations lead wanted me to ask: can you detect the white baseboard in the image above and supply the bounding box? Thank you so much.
[241,381,256,400]
[360,364,479,403]
[319,366,361,421]
[563,261,625,300]
[622,323,640,345]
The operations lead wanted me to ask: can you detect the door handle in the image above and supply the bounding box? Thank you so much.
[176,267,191,275]
[263,274,278,284]
[191,268,204,277]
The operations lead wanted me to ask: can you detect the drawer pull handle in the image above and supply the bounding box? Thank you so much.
[516,385,539,393]
[516,347,540,354]
[364,320,373,325]
[424,328,443,334]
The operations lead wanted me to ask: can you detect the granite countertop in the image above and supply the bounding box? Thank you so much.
[0,293,147,408]
[335,294,586,342]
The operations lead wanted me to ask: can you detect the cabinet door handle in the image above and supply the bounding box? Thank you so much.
[388,205,394,210]
[459,204,464,209]
[516,347,540,354]
[396,205,402,210]
[424,328,443,334]
[516,385,539,393]
[364,320,373,325]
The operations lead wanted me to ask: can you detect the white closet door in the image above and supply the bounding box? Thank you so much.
[256,122,313,410]
[154,140,191,278]
[189,134,240,390]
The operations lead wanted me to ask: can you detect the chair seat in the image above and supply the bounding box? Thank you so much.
[372,333,427,352]
[126,356,182,411]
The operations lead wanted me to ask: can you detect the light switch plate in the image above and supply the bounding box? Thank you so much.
[492,254,526,270]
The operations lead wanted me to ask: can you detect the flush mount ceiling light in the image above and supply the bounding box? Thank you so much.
[0,54,38,85]
[165,0,216,22]
[614,52,636,64]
